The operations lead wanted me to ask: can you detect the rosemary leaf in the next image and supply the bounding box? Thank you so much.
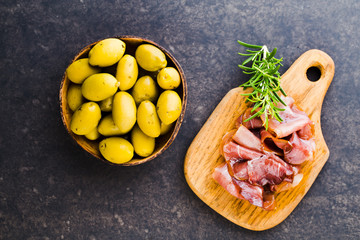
[237,41,287,129]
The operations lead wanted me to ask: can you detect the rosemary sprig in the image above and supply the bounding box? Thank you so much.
[237,40,287,130]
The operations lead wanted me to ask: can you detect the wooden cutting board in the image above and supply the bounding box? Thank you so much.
[184,49,335,231]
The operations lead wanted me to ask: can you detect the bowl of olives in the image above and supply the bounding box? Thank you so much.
[60,36,187,166]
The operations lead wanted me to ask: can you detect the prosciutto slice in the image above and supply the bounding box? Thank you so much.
[212,163,264,208]
[263,96,312,138]
[260,129,288,156]
[284,130,316,165]
[261,124,315,165]
[232,124,262,152]
[232,178,264,208]
[213,163,275,210]
[213,163,244,200]
[213,95,315,210]
[223,141,263,162]
[232,161,249,180]
[235,108,263,129]
[297,123,314,140]
[247,154,294,186]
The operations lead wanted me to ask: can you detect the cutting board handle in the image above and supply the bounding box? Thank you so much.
[280,49,335,108]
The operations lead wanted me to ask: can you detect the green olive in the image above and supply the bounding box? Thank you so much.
[137,100,161,138]
[116,54,138,91]
[81,73,119,101]
[99,95,114,112]
[85,127,101,140]
[70,102,101,135]
[131,75,159,105]
[156,90,182,125]
[88,38,126,67]
[131,125,155,157]
[98,114,127,136]
[112,91,137,133]
[66,58,100,84]
[157,67,181,90]
[135,44,167,71]
[160,122,174,135]
[67,84,85,111]
[99,137,134,164]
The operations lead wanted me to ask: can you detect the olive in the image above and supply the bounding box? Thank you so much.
[88,38,126,67]
[66,58,100,84]
[81,73,119,101]
[99,137,134,164]
[112,91,137,134]
[156,90,182,125]
[137,100,161,138]
[70,102,101,135]
[99,95,114,112]
[131,75,159,105]
[157,67,181,90]
[67,84,85,111]
[85,127,101,140]
[116,54,138,90]
[135,44,167,71]
[98,114,127,136]
[131,125,155,157]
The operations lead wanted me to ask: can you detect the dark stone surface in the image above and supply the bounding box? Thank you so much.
[1,0,359,239]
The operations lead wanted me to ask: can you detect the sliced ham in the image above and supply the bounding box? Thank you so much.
[232,178,264,208]
[260,124,315,165]
[274,173,304,193]
[284,131,315,165]
[213,163,244,200]
[213,163,265,208]
[220,129,237,156]
[236,108,263,129]
[268,153,295,176]
[223,141,262,162]
[260,129,288,156]
[232,124,262,152]
[232,161,249,180]
[214,95,314,210]
[262,96,312,138]
[247,154,294,186]
[297,122,314,140]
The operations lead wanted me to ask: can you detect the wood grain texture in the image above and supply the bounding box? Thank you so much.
[184,49,335,230]
[60,36,187,166]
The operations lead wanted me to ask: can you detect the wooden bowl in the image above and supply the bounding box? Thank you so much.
[59,36,187,166]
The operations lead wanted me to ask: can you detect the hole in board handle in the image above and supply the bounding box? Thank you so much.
[306,66,321,82]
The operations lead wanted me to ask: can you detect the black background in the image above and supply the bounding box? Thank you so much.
[1,0,359,239]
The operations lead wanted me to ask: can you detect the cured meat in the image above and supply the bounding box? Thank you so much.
[232,178,264,208]
[284,130,315,165]
[260,129,288,156]
[213,96,315,210]
[297,122,314,140]
[212,163,244,200]
[232,124,262,152]
[247,155,294,186]
[213,163,265,208]
[219,129,237,156]
[232,161,249,180]
[273,173,304,193]
[263,96,312,138]
[235,108,263,129]
[223,141,262,162]
[261,124,315,165]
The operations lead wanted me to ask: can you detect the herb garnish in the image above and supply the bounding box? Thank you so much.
[237,40,287,130]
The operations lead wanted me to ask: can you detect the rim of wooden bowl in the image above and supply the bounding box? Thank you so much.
[59,36,187,166]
